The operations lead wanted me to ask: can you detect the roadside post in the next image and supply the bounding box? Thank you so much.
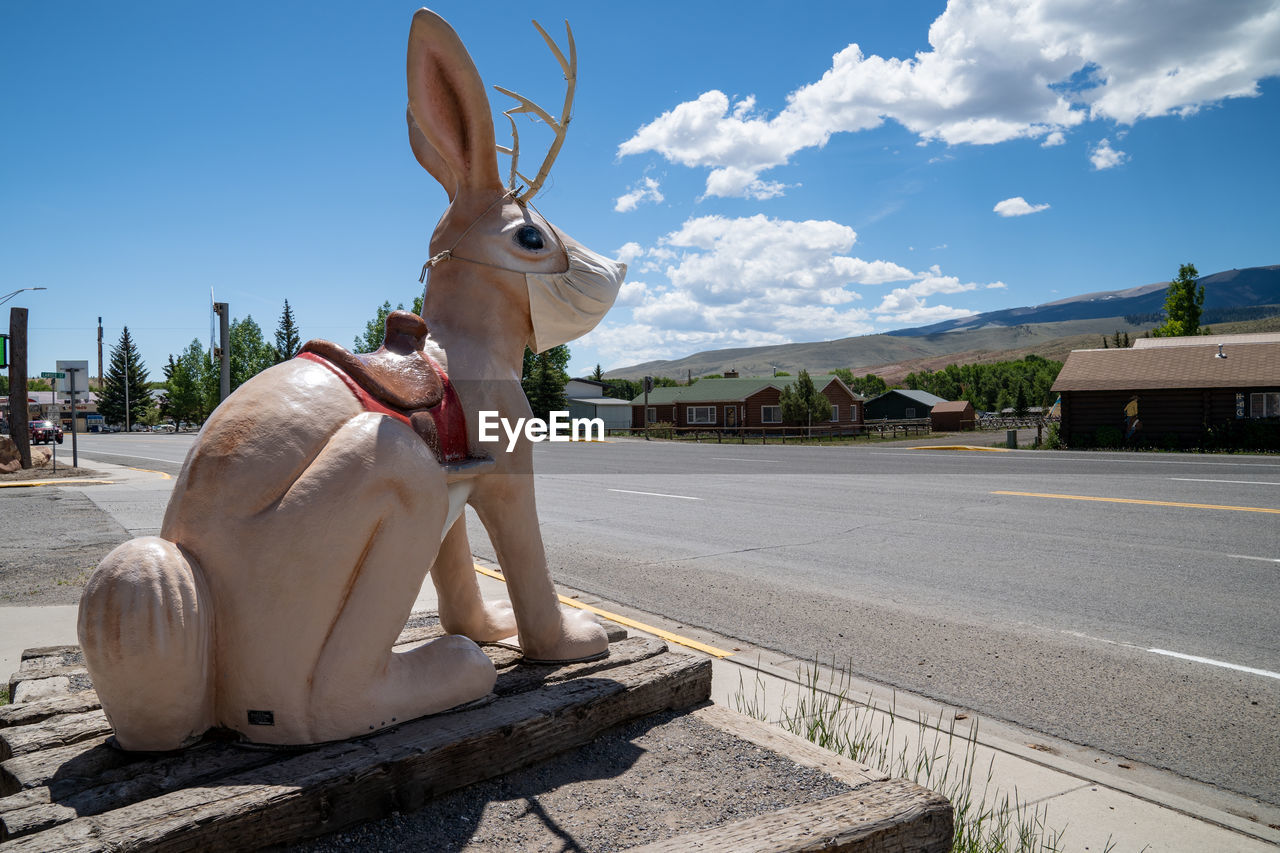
[643,375,652,440]
[41,370,66,472]
[64,364,83,468]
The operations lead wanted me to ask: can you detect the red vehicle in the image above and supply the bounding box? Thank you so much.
[29,419,64,445]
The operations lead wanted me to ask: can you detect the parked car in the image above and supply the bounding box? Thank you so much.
[29,420,64,445]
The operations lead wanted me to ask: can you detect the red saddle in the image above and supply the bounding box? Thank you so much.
[297,311,470,464]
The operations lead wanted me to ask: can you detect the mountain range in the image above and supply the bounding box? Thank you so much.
[603,264,1280,383]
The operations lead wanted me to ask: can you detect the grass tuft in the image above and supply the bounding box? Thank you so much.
[733,658,1069,853]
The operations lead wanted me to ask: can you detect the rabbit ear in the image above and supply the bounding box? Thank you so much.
[406,8,501,193]
[406,106,457,201]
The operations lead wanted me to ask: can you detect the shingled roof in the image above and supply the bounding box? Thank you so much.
[628,375,857,405]
[1052,340,1280,392]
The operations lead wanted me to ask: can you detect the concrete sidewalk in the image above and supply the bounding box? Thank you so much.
[3,459,1277,852]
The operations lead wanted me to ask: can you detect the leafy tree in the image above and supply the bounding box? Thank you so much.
[605,378,642,400]
[1151,263,1204,337]
[778,369,830,429]
[273,299,302,362]
[834,369,888,397]
[521,345,570,420]
[164,341,207,426]
[229,315,277,391]
[0,376,6,395]
[355,295,425,353]
[98,326,151,428]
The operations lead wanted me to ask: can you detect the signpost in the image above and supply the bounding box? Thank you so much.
[57,361,88,469]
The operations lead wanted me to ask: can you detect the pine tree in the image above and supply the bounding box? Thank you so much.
[521,345,570,420]
[273,299,302,362]
[98,327,151,428]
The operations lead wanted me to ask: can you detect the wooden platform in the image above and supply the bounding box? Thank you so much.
[2,618,951,852]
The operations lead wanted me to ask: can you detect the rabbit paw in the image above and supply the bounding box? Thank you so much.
[519,606,610,664]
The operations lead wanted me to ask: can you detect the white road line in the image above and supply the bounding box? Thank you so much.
[1146,649,1280,681]
[1061,630,1280,680]
[607,488,702,501]
[1169,477,1280,486]
[710,457,784,463]
[1227,554,1280,564]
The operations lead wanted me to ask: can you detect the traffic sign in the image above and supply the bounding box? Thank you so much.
[41,371,66,379]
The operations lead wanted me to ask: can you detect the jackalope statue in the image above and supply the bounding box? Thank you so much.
[77,8,626,750]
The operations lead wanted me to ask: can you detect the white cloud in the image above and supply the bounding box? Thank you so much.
[993,196,1051,217]
[872,265,986,323]
[614,177,665,212]
[1089,138,1128,170]
[1041,131,1066,147]
[582,214,965,363]
[986,281,1008,289]
[619,0,1280,197]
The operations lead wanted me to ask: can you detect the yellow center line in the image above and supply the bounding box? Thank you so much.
[992,491,1280,514]
[473,564,735,658]
[908,445,1010,452]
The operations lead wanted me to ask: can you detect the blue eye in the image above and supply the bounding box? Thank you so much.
[515,225,545,250]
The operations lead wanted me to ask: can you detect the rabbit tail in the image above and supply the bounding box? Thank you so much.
[78,536,215,751]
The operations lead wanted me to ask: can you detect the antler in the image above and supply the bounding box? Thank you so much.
[494,19,576,204]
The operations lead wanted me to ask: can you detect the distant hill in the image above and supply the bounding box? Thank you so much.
[604,265,1280,382]
[888,265,1280,336]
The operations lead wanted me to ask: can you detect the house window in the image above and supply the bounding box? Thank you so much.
[646,407,657,424]
[850,404,858,421]
[1251,392,1280,418]
[687,406,715,425]
[830,405,839,422]
[905,407,916,419]
[761,405,781,423]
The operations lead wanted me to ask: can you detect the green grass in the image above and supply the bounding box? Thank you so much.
[733,659,1078,853]
[1,683,9,707]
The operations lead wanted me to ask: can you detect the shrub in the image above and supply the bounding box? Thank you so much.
[1044,423,1063,449]
[1095,426,1123,448]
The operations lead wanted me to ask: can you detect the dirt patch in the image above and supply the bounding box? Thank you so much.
[0,464,105,482]
[290,709,855,852]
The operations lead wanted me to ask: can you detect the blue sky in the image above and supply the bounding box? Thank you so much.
[4,1,1278,381]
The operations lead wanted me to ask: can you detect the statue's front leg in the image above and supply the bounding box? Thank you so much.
[431,515,517,642]
[470,477,608,663]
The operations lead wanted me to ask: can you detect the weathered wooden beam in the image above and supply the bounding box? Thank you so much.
[625,779,952,853]
[0,639,669,840]
[0,693,102,730]
[0,651,710,852]
[0,711,111,762]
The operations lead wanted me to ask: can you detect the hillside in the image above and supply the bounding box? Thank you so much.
[604,264,1279,382]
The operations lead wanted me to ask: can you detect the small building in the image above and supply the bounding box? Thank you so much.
[564,378,631,431]
[630,375,864,430]
[864,389,947,421]
[1052,336,1280,446]
[930,400,975,431]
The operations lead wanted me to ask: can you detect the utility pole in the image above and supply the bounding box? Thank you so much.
[213,302,230,401]
[8,307,31,468]
[97,317,103,389]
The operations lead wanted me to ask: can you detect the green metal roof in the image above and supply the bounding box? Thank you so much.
[628,375,859,405]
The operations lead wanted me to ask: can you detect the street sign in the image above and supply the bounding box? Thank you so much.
[41,371,66,379]
[0,333,7,368]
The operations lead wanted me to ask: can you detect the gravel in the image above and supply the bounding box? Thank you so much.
[288,709,854,852]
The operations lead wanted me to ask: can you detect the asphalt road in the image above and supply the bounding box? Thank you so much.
[68,432,1280,806]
